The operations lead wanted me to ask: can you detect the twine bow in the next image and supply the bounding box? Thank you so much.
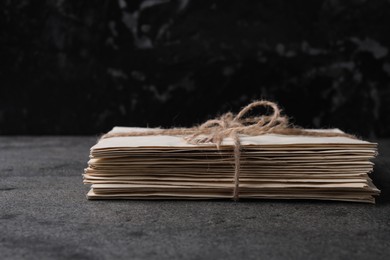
[184,100,289,147]
[101,100,355,201]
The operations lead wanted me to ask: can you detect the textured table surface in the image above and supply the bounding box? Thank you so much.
[1,137,389,260]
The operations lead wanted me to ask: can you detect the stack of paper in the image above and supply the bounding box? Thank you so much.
[84,127,379,203]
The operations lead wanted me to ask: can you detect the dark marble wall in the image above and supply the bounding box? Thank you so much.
[1,0,390,136]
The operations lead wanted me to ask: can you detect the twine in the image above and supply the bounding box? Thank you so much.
[101,100,356,201]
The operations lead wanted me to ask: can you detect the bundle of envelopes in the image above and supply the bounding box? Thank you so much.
[84,127,379,203]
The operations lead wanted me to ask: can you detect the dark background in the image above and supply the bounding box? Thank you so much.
[1,0,390,136]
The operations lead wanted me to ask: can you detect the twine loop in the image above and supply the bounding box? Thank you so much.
[184,100,289,148]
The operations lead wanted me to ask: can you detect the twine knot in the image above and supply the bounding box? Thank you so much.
[184,100,289,149]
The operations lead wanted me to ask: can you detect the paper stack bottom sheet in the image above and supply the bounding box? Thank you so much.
[84,127,380,203]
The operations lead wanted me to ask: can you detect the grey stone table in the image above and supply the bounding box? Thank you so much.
[1,137,390,260]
